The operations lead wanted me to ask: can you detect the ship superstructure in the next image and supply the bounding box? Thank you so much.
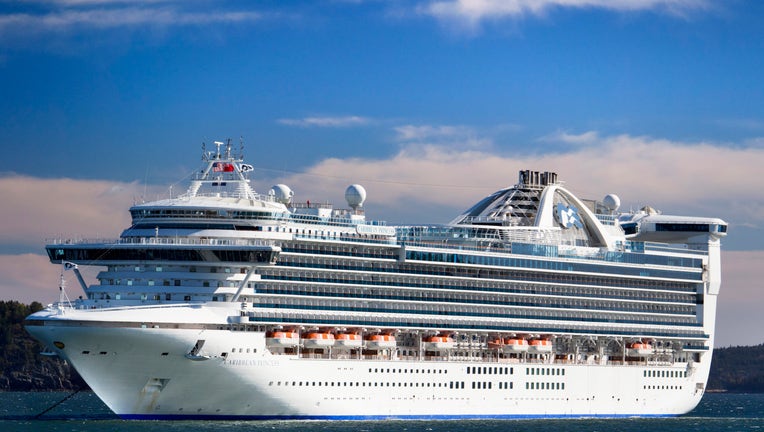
[26,140,727,420]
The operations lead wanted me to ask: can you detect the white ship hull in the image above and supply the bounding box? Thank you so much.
[27,307,710,420]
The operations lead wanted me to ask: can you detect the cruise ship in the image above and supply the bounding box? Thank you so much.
[25,140,727,420]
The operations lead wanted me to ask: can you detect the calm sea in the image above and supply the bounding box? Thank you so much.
[1,391,762,432]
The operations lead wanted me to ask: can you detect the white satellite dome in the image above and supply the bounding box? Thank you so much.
[270,184,294,205]
[602,194,621,212]
[345,184,366,210]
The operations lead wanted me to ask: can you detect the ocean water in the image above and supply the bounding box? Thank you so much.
[1,391,762,432]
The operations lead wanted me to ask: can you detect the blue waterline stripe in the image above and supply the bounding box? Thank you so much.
[120,413,678,421]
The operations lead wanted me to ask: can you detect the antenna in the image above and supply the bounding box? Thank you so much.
[213,141,224,159]
[57,269,71,314]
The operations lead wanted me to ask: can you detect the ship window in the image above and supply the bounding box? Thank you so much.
[148,280,154,286]
[127,280,133,286]
[184,295,191,301]
[175,280,181,286]
[156,266,162,272]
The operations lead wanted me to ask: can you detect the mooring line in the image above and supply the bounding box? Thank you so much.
[33,388,81,419]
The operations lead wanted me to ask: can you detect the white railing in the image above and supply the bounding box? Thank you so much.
[47,237,276,248]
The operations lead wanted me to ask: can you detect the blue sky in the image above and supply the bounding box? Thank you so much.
[1,0,763,346]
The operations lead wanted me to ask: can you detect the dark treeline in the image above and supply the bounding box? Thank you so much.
[0,300,761,392]
[708,343,764,392]
[0,301,87,391]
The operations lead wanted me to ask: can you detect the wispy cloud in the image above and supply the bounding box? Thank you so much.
[393,123,496,153]
[395,124,474,141]
[278,116,372,128]
[419,0,711,31]
[539,130,600,145]
[0,1,263,37]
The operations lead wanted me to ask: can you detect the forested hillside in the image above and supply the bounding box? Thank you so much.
[0,300,761,392]
[708,343,764,392]
[0,301,87,391]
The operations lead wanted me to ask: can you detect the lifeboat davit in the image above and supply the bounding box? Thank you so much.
[335,332,363,349]
[364,334,397,350]
[528,338,553,353]
[265,330,299,348]
[503,338,529,353]
[422,335,455,350]
[627,341,654,356]
[302,332,336,348]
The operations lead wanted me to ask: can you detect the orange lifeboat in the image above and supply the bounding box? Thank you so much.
[487,338,505,349]
[265,330,299,348]
[528,338,553,353]
[502,337,529,353]
[302,332,336,348]
[364,333,397,350]
[422,334,455,350]
[335,332,363,349]
[627,341,654,356]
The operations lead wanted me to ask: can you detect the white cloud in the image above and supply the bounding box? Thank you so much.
[540,130,600,145]
[0,2,263,36]
[278,116,371,128]
[420,0,710,30]
[392,123,496,154]
[395,124,474,141]
[0,254,66,304]
[0,175,157,250]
